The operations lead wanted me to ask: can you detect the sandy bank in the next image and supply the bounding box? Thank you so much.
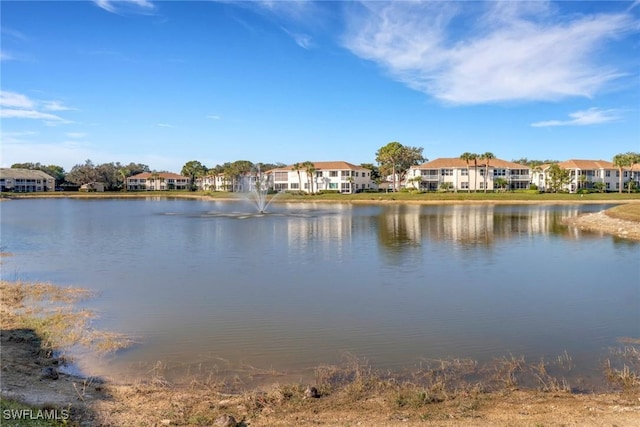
[563,210,640,240]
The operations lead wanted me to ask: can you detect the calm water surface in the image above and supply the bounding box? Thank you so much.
[1,198,638,384]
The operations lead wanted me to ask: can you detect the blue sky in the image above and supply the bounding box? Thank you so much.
[1,0,639,172]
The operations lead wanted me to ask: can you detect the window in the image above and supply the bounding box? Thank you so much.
[461,169,468,176]
[329,171,338,177]
[274,183,287,191]
[606,182,610,189]
[290,183,299,189]
[479,182,485,189]
[316,171,323,177]
[274,172,288,181]
[605,170,611,177]
[329,182,338,189]
[341,171,350,177]
[304,183,309,189]
[493,169,505,176]
[461,182,469,189]
[341,183,350,191]
[440,169,453,176]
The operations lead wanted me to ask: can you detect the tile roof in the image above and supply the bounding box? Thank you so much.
[0,168,55,180]
[413,158,529,169]
[271,161,369,172]
[557,159,615,170]
[128,172,189,180]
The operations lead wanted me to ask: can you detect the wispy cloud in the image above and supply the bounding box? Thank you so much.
[0,91,35,109]
[156,123,173,128]
[343,1,638,105]
[206,115,221,120]
[42,100,75,111]
[531,108,622,127]
[0,90,74,125]
[281,26,312,49]
[94,0,155,14]
[1,50,15,62]
[66,132,87,139]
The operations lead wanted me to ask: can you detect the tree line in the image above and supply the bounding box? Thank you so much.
[9,145,639,193]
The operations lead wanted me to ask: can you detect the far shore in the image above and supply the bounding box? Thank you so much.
[3,190,640,206]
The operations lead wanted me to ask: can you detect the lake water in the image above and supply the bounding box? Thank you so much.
[1,198,638,386]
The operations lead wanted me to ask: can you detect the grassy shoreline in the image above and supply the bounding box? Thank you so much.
[1,279,639,426]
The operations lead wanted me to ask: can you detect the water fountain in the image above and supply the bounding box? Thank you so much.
[238,165,277,214]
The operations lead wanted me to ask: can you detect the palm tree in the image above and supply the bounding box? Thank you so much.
[480,152,495,193]
[291,162,303,193]
[459,152,474,193]
[470,153,479,192]
[147,172,159,190]
[613,153,629,194]
[626,152,640,193]
[302,161,316,194]
[347,176,355,194]
[118,168,129,192]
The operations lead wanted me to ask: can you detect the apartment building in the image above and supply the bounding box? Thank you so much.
[126,172,190,191]
[197,174,229,191]
[0,168,56,192]
[270,161,373,193]
[406,158,531,192]
[531,159,639,193]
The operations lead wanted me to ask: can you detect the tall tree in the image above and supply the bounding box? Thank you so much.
[375,141,425,192]
[66,159,99,185]
[612,153,629,194]
[626,152,640,193]
[181,160,208,191]
[303,161,316,194]
[291,162,303,193]
[360,163,381,186]
[470,153,479,192]
[547,163,572,193]
[459,152,474,193]
[226,160,253,191]
[480,152,495,193]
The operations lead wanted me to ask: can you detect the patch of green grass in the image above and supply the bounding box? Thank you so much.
[605,203,640,222]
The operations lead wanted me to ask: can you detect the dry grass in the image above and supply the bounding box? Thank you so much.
[0,280,133,355]
[3,280,640,426]
[605,203,640,222]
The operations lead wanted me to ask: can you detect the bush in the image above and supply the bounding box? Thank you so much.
[318,190,340,194]
[529,183,538,190]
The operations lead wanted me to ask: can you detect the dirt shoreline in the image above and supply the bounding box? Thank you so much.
[563,209,640,240]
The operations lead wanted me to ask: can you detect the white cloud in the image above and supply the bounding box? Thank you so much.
[156,123,173,128]
[343,1,638,104]
[0,109,68,122]
[0,90,74,124]
[531,108,622,127]
[42,100,75,111]
[207,115,221,120]
[0,91,35,109]
[94,0,155,14]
